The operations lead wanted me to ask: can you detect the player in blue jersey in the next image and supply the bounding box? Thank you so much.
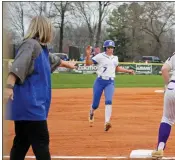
[86,40,135,131]
[4,16,76,160]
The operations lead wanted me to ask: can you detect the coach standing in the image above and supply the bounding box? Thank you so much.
[4,16,76,160]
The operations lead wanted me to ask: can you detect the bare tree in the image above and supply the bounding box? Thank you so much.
[26,2,57,19]
[64,24,90,55]
[27,2,72,53]
[53,2,71,53]
[27,2,47,16]
[159,29,175,59]
[107,2,175,59]
[95,1,110,47]
[140,2,175,56]
[6,2,25,41]
[74,2,98,45]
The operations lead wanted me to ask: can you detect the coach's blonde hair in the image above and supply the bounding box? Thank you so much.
[24,16,53,44]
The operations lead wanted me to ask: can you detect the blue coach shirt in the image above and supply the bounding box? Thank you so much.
[6,39,61,121]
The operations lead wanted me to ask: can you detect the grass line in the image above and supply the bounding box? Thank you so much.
[51,73,164,89]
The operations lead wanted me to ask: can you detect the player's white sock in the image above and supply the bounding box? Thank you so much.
[90,108,94,114]
[158,142,165,150]
[105,105,112,123]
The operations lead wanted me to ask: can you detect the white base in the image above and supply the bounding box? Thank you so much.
[155,90,164,93]
[130,149,153,158]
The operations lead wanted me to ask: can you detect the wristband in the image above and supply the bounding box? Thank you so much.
[6,84,14,89]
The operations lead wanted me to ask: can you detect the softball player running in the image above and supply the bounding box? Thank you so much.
[85,40,135,131]
[152,53,175,159]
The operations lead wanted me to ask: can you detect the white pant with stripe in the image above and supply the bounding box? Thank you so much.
[161,82,175,126]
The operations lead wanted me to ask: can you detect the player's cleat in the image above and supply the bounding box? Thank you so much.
[151,149,164,159]
[89,112,94,126]
[104,122,112,131]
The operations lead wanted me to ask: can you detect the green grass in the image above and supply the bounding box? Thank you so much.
[51,73,164,89]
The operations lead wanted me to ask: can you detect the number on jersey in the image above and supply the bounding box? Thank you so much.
[103,67,107,73]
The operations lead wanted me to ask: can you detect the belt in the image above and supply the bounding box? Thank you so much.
[167,80,175,90]
[98,75,114,80]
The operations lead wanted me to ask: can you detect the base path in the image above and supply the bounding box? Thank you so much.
[3,88,175,158]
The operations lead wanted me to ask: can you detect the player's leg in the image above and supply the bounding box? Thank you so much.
[89,78,104,124]
[104,81,115,131]
[152,89,175,158]
[158,90,175,150]
[10,121,30,160]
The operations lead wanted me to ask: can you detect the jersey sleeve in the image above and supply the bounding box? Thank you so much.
[9,40,35,84]
[114,56,119,67]
[91,54,101,64]
[165,53,175,69]
[49,53,62,73]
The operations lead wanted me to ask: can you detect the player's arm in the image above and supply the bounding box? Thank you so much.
[116,66,135,74]
[161,64,171,85]
[161,53,174,85]
[85,45,95,66]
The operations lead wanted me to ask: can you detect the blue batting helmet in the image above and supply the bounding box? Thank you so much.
[103,40,115,48]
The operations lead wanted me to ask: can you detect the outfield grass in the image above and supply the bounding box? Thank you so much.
[51,73,164,89]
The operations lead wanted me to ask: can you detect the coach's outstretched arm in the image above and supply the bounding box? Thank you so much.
[59,60,77,69]
[116,66,135,75]
[49,53,77,72]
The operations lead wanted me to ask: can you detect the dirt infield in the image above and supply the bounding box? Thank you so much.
[3,88,175,158]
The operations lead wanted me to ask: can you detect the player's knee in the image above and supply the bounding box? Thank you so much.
[161,116,174,126]
[105,100,112,105]
[92,105,99,110]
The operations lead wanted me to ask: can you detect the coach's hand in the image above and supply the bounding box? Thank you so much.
[59,60,77,69]
[86,45,91,57]
[69,61,78,69]
[4,88,14,101]
[128,70,135,75]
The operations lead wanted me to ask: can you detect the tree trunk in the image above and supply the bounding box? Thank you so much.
[95,20,102,47]
[95,2,102,47]
[43,2,47,16]
[131,28,135,58]
[89,32,94,46]
[153,41,161,57]
[59,10,64,53]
